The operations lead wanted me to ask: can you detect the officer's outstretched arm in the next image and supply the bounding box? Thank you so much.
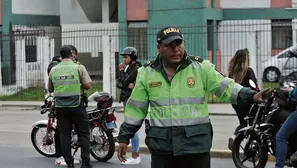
[201,60,255,105]
[118,68,149,144]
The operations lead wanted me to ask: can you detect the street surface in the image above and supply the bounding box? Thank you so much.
[0,108,237,150]
[0,146,276,168]
[0,108,275,167]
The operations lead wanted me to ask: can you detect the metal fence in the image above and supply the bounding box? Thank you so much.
[0,20,296,102]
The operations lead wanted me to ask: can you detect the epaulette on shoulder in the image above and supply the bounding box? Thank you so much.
[144,60,154,67]
[190,56,204,63]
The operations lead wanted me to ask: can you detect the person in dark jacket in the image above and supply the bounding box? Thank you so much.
[47,56,62,75]
[227,49,259,150]
[116,46,142,165]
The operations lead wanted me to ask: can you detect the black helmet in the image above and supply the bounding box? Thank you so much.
[120,46,138,61]
[289,44,297,58]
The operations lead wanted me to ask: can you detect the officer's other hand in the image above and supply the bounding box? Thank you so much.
[118,63,125,71]
[253,87,271,103]
[117,143,128,162]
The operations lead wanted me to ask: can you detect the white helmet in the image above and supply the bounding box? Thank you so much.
[289,44,297,58]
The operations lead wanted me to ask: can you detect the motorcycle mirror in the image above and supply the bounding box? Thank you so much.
[249,79,256,89]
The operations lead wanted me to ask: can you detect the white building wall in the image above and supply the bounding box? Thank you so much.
[217,20,271,75]
[220,0,270,8]
[12,0,59,15]
[293,0,297,8]
[60,0,98,24]
[60,0,117,24]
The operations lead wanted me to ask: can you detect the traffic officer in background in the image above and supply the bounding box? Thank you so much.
[117,26,269,168]
[48,45,93,168]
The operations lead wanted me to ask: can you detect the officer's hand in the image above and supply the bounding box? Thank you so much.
[253,88,271,103]
[117,143,128,162]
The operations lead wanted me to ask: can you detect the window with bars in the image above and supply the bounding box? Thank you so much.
[127,22,148,62]
[271,19,292,49]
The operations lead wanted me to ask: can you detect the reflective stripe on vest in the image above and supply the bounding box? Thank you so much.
[125,96,208,127]
[124,116,144,126]
[150,97,205,107]
[214,77,243,104]
[127,99,149,109]
[51,61,81,107]
[124,114,209,127]
[150,116,209,127]
[52,80,80,86]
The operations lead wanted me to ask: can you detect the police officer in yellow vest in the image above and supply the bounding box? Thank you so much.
[117,26,269,168]
[48,45,93,168]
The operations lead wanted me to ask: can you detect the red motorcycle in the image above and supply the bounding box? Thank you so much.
[31,91,119,162]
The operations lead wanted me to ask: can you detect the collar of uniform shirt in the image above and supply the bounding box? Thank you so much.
[61,58,72,62]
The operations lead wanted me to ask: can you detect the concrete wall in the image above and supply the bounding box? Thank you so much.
[60,0,117,24]
[60,0,96,24]
[220,0,270,8]
[12,0,59,15]
[127,0,148,21]
[147,0,207,59]
[0,0,2,24]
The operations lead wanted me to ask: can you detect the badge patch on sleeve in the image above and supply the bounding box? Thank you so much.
[149,82,162,88]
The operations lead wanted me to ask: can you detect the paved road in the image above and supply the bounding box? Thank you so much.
[0,146,275,168]
[0,109,276,167]
[0,108,238,150]
[0,108,241,150]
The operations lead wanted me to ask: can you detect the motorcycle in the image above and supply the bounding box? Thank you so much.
[231,80,297,168]
[31,90,119,162]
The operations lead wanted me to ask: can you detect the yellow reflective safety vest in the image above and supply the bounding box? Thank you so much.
[119,54,248,155]
[51,61,81,108]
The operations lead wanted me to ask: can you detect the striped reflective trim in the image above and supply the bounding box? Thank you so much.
[231,83,243,104]
[53,80,80,86]
[127,98,149,109]
[214,77,233,98]
[124,116,144,126]
[147,67,155,75]
[150,116,209,127]
[150,97,206,108]
[192,61,199,69]
[54,92,80,97]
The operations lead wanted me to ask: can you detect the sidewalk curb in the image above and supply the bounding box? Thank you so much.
[115,145,276,161]
[0,104,236,116]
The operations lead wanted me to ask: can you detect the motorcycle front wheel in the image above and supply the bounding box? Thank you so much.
[90,126,115,162]
[232,132,268,168]
[31,124,60,157]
